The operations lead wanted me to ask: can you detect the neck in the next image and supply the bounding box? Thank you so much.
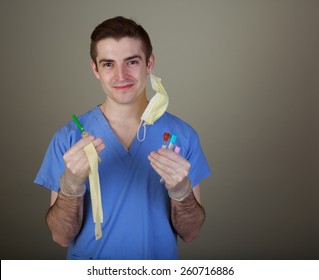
[100,96,148,124]
[99,93,149,150]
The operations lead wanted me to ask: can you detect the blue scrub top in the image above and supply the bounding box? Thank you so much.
[35,106,211,259]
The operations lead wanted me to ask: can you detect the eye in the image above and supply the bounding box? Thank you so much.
[102,62,113,68]
[127,60,138,65]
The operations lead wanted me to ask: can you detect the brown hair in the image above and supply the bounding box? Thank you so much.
[90,16,153,67]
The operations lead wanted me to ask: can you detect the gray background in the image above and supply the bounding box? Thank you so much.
[1,0,318,259]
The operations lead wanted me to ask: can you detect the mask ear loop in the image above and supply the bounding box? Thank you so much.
[136,120,147,142]
[136,71,155,142]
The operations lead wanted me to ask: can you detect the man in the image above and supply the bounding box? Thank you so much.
[35,16,211,259]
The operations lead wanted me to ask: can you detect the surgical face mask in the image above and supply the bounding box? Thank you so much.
[137,72,169,141]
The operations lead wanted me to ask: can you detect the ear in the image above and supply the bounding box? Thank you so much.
[146,53,155,74]
[90,60,100,80]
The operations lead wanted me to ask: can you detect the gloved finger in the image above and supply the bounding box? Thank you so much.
[149,153,189,187]
[149,149,190,173]
[150,160,188,189]
[148,152,175,176]
[67,134,95,156]
[157,147,183,162]
[92,138,105,154]
[65,153,90,176]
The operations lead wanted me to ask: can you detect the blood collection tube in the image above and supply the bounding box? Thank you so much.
[167,134,177,150]
[160,135,179,184]
[174,146,181,154]
[162,132,171,148]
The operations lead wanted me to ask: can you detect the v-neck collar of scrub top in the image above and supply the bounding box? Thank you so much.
[92,106,147,161]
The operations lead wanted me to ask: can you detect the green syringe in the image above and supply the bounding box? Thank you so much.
[72,113,101,162]
[72,114,86,135]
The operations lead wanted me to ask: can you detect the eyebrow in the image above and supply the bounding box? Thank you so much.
[98,55,143,65]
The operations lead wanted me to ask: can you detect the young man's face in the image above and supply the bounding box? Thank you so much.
[91,37,153,106]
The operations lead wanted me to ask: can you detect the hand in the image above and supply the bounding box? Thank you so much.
[148,148,192,201]
[60,135,105,196]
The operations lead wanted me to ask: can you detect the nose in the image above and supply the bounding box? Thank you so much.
[114,64,126,81]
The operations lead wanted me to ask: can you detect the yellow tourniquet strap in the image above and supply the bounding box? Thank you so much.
[84,142,103,240]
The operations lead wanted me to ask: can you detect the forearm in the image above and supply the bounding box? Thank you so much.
[46,190,83,247]
[171,191,205,242]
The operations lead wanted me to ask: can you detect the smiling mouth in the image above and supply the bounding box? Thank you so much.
[113,84,134,90]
